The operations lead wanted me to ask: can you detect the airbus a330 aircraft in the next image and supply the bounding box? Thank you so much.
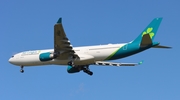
[9,17,171,76]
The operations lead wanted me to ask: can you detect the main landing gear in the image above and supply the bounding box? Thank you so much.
[20,66,24,73]
[82,65,93,76]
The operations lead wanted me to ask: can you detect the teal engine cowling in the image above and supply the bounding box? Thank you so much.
[67,65,80,73]
[39,52,56,61]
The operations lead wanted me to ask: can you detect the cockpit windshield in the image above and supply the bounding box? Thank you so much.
[11,55,14,58]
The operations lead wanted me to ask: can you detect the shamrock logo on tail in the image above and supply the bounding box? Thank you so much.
[142,27,154,39]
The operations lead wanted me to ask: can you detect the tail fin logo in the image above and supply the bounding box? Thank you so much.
[142,27,154,39]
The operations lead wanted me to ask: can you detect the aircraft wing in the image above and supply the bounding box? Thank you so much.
[54,18,78,60]
[94,61,143,66]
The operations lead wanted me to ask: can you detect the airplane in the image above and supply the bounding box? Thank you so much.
[8,17,171,76]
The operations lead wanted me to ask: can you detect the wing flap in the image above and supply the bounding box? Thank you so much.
[94,61,143,66]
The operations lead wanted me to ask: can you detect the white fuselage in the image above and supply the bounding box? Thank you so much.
[9,43,126,67]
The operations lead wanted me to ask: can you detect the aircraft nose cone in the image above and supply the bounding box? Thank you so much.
[8,58,16,65]
[9,56,21,66]
[9,58,15,64]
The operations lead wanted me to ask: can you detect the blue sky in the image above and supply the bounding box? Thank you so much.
[1,0,180,100]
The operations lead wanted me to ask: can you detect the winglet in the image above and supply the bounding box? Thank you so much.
[138,61,143,65]
[57,18,62,23]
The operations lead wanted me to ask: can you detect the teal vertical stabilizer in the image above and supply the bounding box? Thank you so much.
[132,18,163,44]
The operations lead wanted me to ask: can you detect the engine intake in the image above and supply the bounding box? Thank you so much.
[39,52,56,61]
[67,65,80,73]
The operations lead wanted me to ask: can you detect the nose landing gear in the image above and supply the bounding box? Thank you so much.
[20,66,24,73]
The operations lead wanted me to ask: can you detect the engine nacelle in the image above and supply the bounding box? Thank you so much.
[67,65,80,73]
[39,52,55,61]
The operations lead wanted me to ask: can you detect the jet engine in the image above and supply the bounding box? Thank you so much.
[67,65,80,73]
[39,52,57,61]
[67,65,93,75]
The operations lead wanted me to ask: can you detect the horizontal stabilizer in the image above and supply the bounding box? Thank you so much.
[152,45,172,49]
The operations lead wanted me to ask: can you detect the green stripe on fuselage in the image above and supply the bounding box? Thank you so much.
[104,45,125,60]
[105,43,139,60]
[105,42,159,60]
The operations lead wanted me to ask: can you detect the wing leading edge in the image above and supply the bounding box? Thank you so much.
[54,18,78,60]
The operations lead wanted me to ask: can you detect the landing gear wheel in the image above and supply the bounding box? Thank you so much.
[82,66,93,76]
[68,61,74,67]
[68,56,75,66]
[20,66,24,73]
[68,61,73,66]
[87,71,93,76]
[20,69,24,73]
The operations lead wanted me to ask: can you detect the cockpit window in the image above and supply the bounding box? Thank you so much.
[11,56,14,58]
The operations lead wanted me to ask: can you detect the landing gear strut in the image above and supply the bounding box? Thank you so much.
[20,66,24,73]
[68,61,74,66]
[82,65,93,76]
[67,55,76,67]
